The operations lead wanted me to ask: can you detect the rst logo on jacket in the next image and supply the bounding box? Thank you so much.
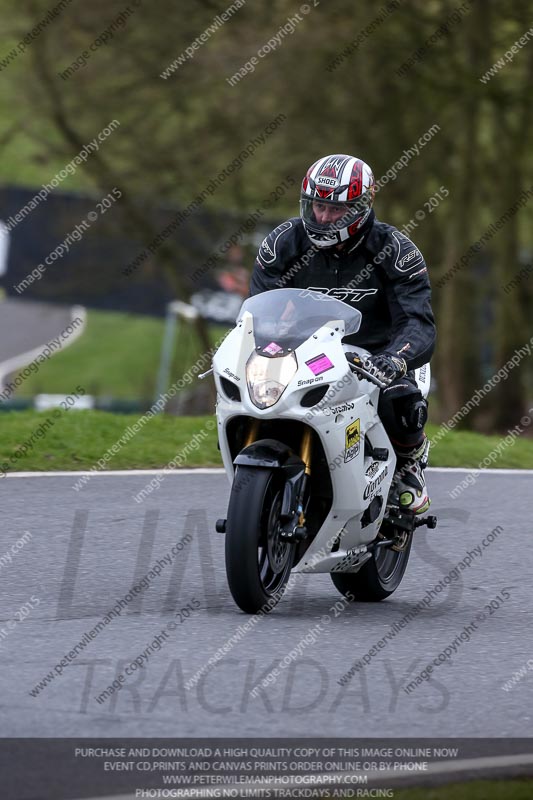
[302,287,378,304]
[258,221,293,266]
[392,231,424,274]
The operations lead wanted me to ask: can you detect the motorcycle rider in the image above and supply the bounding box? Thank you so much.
[249,154,436,513]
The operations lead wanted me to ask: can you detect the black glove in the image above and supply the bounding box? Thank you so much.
[346,351,407,387]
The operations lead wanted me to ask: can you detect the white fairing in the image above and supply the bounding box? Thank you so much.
[213,290,402,575]
[414,362,431,399]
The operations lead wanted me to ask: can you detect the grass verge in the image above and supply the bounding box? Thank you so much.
[10,309,228,400]
[0,411,219,473]
[1,413,533,474]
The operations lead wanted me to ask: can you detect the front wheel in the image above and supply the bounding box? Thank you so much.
[330,534,412,601]
[225,466,295,614]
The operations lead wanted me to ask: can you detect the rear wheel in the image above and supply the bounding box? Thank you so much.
[331,533,412,601]
[225,466,295,613]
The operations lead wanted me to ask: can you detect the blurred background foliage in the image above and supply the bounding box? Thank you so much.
[1,0,532,430]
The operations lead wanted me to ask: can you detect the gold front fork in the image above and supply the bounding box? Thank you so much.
[244,418,259,447]
[298,428,313,526]
[244,420,312,528]
[300,427,313,475]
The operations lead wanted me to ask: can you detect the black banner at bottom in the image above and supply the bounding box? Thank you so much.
[1,738,532,800]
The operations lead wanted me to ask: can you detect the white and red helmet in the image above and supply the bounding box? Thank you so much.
[300,154,376,248]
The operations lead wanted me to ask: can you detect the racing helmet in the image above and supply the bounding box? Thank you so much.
[300,154,376,248]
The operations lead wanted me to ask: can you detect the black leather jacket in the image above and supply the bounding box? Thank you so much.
[249,211,436,371]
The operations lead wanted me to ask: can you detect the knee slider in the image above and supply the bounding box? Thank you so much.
[408,398,428,431]
[392,387,427,433]
[380,384,427,437]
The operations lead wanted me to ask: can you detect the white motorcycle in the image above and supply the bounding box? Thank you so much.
[206,288,436,614]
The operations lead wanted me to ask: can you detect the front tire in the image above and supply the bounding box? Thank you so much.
[225,466,294,614]
[331,535,412,601]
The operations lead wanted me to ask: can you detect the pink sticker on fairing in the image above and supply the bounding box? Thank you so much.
[263,342,283,355]
[305,354,334,376]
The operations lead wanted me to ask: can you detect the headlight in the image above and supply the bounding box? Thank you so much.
[246,351,298,409]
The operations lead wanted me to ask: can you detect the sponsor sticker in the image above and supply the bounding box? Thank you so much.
[344,418,361,462]
[223,367,240,382]
[365,461,380,478]
[297,376,324,387]
[263,342,283,355]
[330,401,355,415]
[363,465,389,500]
[306,353,334,376]
[316,176,339,188]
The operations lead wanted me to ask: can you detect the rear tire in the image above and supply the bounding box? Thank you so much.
[225,466,294,614]
[331,535,412,601]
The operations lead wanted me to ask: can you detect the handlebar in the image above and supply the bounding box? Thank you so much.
[348,362,388,389]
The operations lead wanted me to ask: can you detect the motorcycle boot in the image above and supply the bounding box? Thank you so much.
[395,435,431,514]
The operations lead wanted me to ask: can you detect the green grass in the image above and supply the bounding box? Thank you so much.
[0,411,220,473]
[17,311,164,400]
[394,778,533,799]
[1,413,533,474]
[12,309,227,400]
[427,423,533,469]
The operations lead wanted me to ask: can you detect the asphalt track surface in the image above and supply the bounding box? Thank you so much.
[1,468,532,738]
[0,299,76,366]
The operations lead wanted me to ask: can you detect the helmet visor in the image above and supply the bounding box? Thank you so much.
[300,192,372,236]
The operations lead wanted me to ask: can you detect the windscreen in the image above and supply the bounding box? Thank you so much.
[238,288,361,354]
